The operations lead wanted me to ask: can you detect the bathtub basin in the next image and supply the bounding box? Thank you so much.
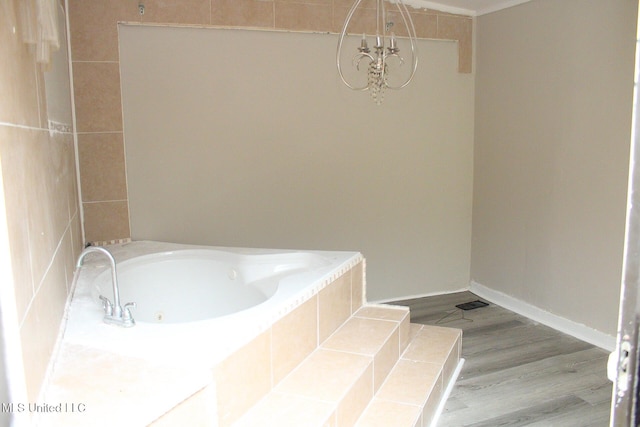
[64,241,361,366]
[92,250,330,323]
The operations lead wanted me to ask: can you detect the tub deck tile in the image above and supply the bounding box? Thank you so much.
[38,343,211,427]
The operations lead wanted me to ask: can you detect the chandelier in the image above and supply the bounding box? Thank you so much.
[336,0,418,105]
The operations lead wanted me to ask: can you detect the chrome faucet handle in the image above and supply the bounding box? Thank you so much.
[123,302,136,321]
[99,295,113,315]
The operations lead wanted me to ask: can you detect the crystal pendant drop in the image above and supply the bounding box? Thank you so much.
[368,59,386,105]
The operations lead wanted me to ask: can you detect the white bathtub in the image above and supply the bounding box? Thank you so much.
[41,241,364,427]
[92,249,332,324]
[65,241,363,365]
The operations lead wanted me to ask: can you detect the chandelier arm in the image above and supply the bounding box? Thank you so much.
[353,52,375,71]
[385,0,418,90]
[336,0,369,91]
[384,52,405,67]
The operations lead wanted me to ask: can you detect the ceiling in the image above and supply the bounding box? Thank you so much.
[405,0,532,16]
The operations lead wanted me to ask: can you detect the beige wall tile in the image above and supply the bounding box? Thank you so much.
[211,0,274,28]
[0,126,35,321]
[279,0,331,4]
[333,0,376,9]
[78,132,128,202]
[82,201,130,243]
[26,130,73,283]
[73,61,123,132]
[271,296,318,385]
[60,227,75,294]
[410,11,438,39]
[275,2,332,32]
[318,272,352,342]
[60,132,81,221]
[49,132,78,237]
[214,331,272,427]
[50,131,75,207]
[35,69,49,130]
[20,249,68,401]
[458,38,472,73]
[70,210,84,259]
[333,5,377,34]
[1,127,76,318]
[0,1,40,127]
[437,14,472,73]
[2,0,79,405]
[141,0,211,25]
[20,306,46,403]
[68,0,137,62]
[384,10,409,38]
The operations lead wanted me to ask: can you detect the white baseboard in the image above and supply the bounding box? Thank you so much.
[470,281,616,352]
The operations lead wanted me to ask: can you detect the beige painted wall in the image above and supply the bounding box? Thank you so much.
[0,1,82,402]
[67,1,472,244]
[471,0,637,335]
[119,25,475,302]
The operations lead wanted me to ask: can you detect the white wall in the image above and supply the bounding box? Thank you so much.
[119,25,475,302]
[471,0,637,336]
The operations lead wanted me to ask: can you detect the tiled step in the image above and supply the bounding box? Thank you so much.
[232,304,461,427]
[355,324,462,427]
[232,305,410,427]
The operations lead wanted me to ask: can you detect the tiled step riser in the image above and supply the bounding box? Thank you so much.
[323,306,411,392]
[211,262,366,427]
[233,306,412,427]
[356,325,462,427]
[152,320,462,427]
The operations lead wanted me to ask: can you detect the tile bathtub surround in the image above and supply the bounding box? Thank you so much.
[271,295,319,385]
[214,330,273,426]
[43,248,460,427]
[1,0,82,403]
[67,1,473,243]
[213,261,364,426]
[42,247,365,427]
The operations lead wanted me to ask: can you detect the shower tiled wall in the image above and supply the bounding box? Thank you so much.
[1,0,83,401]
[68,0,472,244]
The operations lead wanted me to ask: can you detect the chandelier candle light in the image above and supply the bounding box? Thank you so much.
[336,0,418,105]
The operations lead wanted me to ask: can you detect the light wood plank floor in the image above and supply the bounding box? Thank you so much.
[392,291,612,427]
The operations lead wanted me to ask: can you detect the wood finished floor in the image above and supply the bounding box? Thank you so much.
[392,291,612,427]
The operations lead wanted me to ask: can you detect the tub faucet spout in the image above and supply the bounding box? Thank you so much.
[76,246,136,327]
